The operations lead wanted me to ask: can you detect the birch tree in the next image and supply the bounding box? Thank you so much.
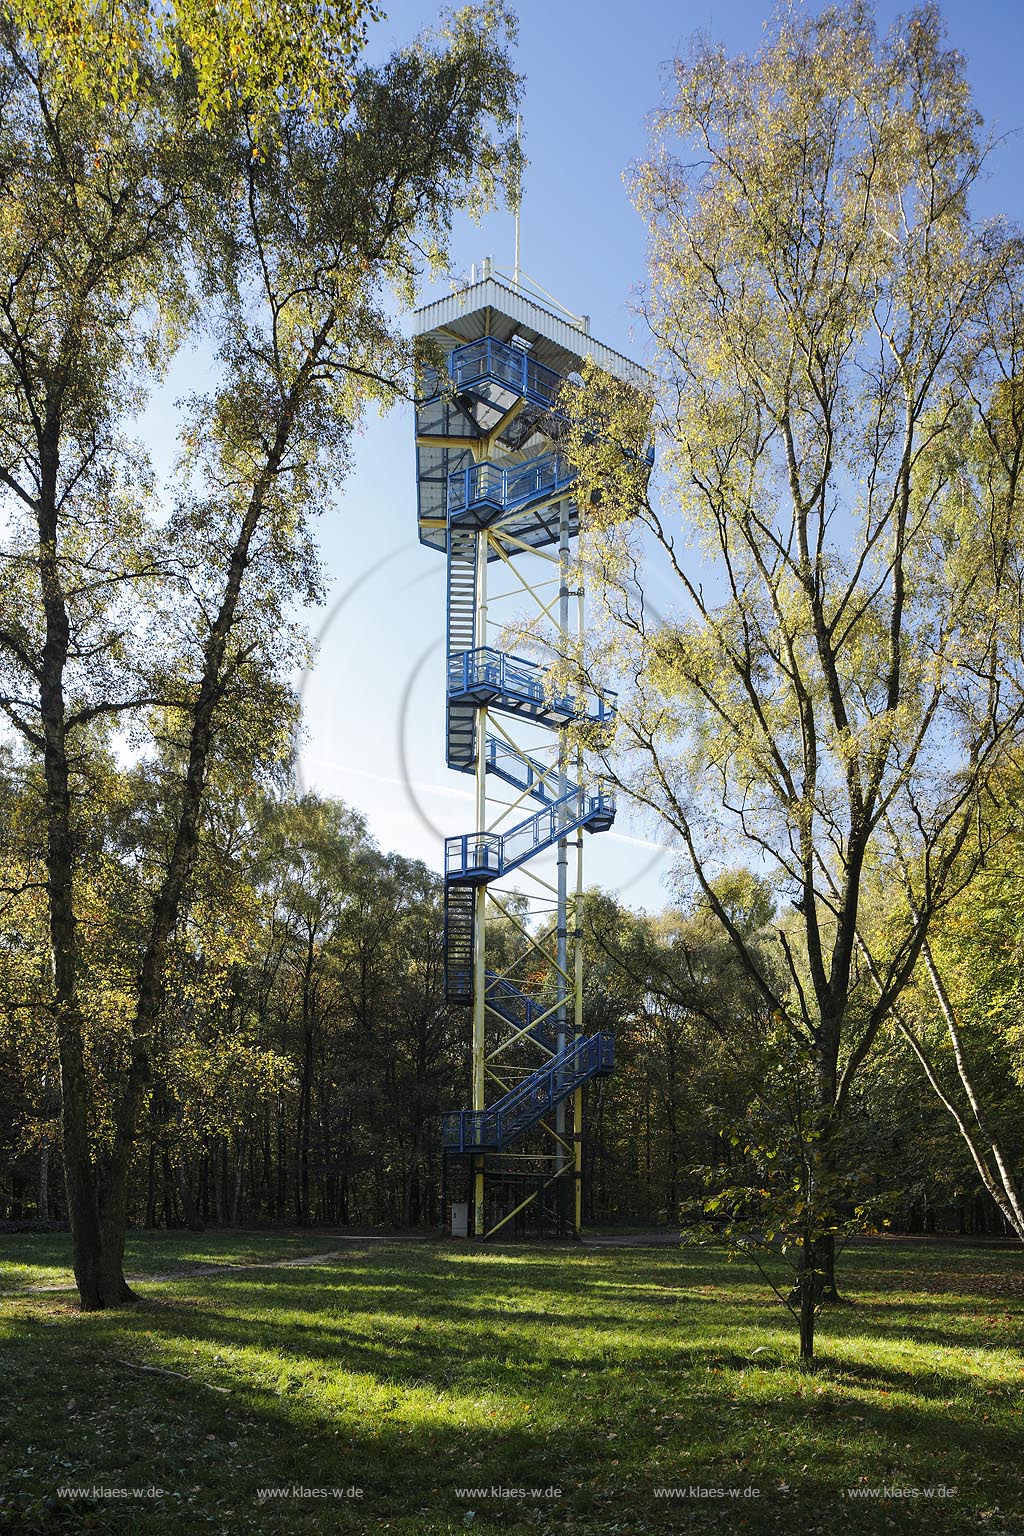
[567,1,1024,1345]
[0,5,520,1307]
[7,0,381,134]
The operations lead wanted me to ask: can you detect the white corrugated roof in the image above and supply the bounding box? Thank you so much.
[412,275,649,392]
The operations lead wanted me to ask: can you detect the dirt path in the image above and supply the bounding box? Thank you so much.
[17,1232,438,1294]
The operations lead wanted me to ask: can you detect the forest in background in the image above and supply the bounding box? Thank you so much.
[2,778,1020,1239]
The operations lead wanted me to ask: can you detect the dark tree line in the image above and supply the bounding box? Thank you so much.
[3,778,1020,1241]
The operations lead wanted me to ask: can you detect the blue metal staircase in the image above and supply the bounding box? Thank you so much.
[443,882,475,1004]
[445,526,478,771]
[447,452,576,530]
[484,973,557,1053]
[445,784,616,884]
[415,315,630,1232]
[443,929,561,1047]
[441,1033,615,1153]
[449,646,615,728]
[483,735,560,803]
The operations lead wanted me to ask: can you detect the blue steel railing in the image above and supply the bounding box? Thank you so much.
[443,968,555,1047]
[484,735,560,803]
[447,337,564,410]
[500,788,611,870]
[445,784,616,884]
[445,832,502,881]
[441,1032,616,1152]
[486,974,556,1052]
[448,646,616,726]
[447,452,574,522]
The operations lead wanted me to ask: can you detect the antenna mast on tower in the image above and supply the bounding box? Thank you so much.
[513,112,522,290]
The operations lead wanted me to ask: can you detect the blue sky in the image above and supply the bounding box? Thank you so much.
[288,0,1024,915]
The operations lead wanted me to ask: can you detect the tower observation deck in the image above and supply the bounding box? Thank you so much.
[413,259,650,1239]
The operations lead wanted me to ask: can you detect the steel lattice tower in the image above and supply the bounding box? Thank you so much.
[413,259,648,1239]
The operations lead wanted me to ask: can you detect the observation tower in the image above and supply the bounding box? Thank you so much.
[413,257,649,1239]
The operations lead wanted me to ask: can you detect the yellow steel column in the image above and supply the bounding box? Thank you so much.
[472,525,488,1237]
[573,573,585,1238]
[555,499,571,1234]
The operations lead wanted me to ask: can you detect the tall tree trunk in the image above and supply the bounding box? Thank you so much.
[798,1242,818,1366]
[919,941,1024,1241]
[213,1141,224,1225]
[178,1155,203,1232]
[146,1141,158,1228]
[36,411,125,1308]
[232,1134,246,1225]
[297,934,316,1225]
[815,1041,842,1301]
[261,1114,274,1220]
[76,414,303,1302]
[276,1102,287,1219]
[37,1138,50,1222]
[897,1013,1024,1243]
[859,928,1024,1244]
[161,1149,178,1228]
[297,1041,312,1224]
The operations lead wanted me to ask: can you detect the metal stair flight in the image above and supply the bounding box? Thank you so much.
[441,1032,615,1153]
[446,526,478,771]
[445,782,615,885]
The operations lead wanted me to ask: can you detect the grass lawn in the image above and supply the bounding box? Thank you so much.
[0,1232,1021,1534]
[0,1228,357,1295]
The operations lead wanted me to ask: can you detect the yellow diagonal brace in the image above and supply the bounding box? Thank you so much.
[484,742,579,829]
[484,1066,514,1095]
[488,1006,561,1061]
[487,717,561,788]
[486,1187,539,1238]
[485,1162,571,1240]
[490,579,560,601]
[486,1006,555,1061]
[518,863,561,899]
[490,522,562,561]
[483,398,525,454]
[486,777,543,832]
[487,896,573,987]
[487,537,562,625]
[534,1117,574,1157]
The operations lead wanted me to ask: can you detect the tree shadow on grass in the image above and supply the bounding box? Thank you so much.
[4,1300,1018,1536]
[121,1253,1022,1378]
[6,1247,1024,1536]
[43,1263,1011,1413]
[4,1277,1019,1536]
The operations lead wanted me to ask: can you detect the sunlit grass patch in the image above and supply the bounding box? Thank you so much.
[0,1227,349,1292]
[0,1236,1020,1533]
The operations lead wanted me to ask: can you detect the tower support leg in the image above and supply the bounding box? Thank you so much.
[472,528,489,1238]
[555,500,570,1222]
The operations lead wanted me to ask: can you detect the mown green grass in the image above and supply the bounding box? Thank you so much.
[0,1235,1021,1534]
[0,1228,347,1293]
